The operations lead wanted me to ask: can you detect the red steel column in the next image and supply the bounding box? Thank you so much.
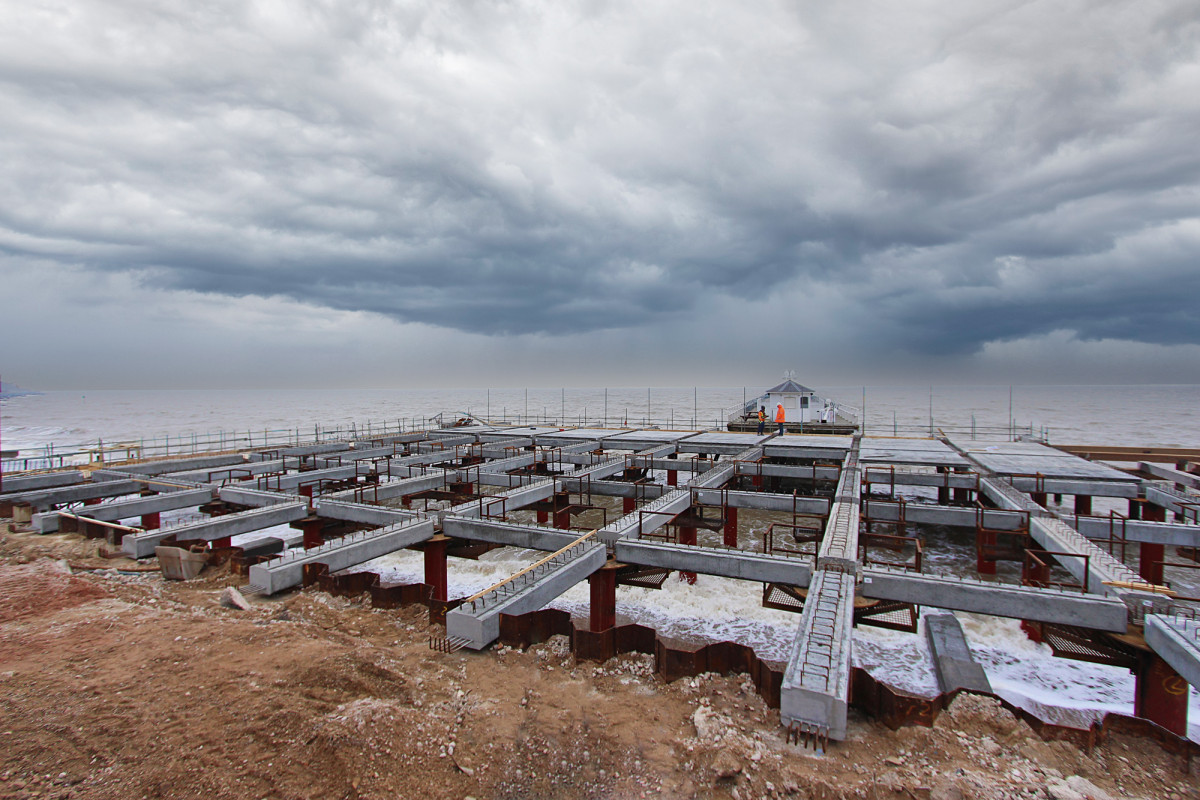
[424,534,449,603]
[622,497,636,515]
[1031,492,1047,507]
[1134,654,1189,736]
[589,564,617,632]
[936,466,950,505]
[299,517,325,550]
[723,506,738,548]
[140,512,161,530]
[1075,495,1092,516]
[976,531,997,575]
[1140,503,1166,584]
[1128,498,1142,519]
[212,537,232,549]
[667,469,677,487]
[679,525,697,584]
[537,510,549,524]
[1139,542,1165,585]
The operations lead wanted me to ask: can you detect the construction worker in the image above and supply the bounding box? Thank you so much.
[775,403,786,435]
[756,406,766,435]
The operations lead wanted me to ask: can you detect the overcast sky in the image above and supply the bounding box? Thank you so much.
[1,0,1198,390]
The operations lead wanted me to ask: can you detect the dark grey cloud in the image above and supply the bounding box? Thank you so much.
[1,0,1199,385]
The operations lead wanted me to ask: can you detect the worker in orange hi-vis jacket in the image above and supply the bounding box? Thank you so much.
[775,403,786,436]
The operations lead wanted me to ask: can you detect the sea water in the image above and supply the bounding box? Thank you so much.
[2,385,1198,739]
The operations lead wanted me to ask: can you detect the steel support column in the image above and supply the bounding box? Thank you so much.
[977,531,997,575]
[1139,542,1165,585]
[1134,654,1189,737]
[1075,495,1093,516]
[424,534,449,603]
[589,563,617,632]
[622,497,636,514]
[140,512,161,531]
[299,516,325,550]
[679,526,697,583]
[723,506,738,548]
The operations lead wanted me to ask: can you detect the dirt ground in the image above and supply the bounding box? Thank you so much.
[0,527,1196,800]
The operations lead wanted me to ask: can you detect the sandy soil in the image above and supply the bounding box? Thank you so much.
[0,527,1196,800]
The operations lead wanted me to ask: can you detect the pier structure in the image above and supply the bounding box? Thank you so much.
[3,422,1199,746]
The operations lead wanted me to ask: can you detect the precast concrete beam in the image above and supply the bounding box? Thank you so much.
[445,478,557,520]
[2,479,144,513]
[472,452,541,474]
[781,568,856,741]
[614,539,813,585]
[762,445,848,461]
[324,473,447,503]
[817,450,860,569]
[313,446,399,466]
[247,517,435,595]
[925,614,992,695]
[568,479,668,501]
[118,454,248,476]
[858,468,1138,499]
[1144,484,1200,522]
[352,432,429,447]
[599,488,692,544]
[255,465,359,493]
[315,499,418,527]
[0,471,85,494]
[688,462,737,489]
[477,436,535,451]
[421,434,476,448]
[441,517,583,552]
[445,541,607,649]
[691,488,829,515]
[170,459,285,484]
[251,443,353,460]
[554,457,629,490]
[1005,477,1138,499]
[859,500,1029,531]
[217,485,303,507]
[736,463,842,481]
[87,470,201,488]
[858,498,1200,545]
[1075,516,1200,546]
[1144,614,1200,690]
[1140,462,1200,491]
[860,567,1129,631]
[123,503,309,558]
[33,487,213,533]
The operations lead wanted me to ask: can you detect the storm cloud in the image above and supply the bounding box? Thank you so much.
[1,0,1198,387]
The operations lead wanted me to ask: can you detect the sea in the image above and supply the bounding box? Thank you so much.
[2,384,1198,739]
